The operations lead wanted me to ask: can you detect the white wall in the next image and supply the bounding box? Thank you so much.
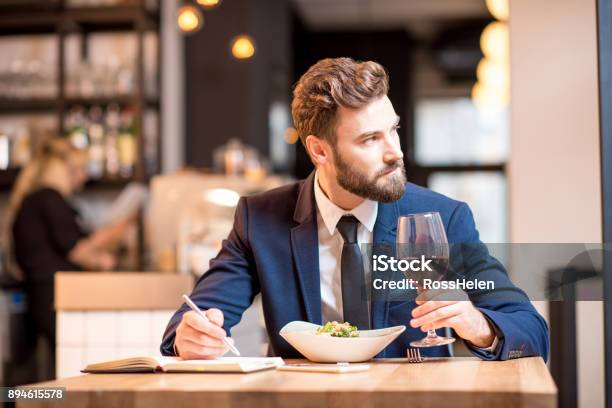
[509,1,603,407]
[56,310,175,378]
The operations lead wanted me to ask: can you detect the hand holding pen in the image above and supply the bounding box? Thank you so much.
[174,294,240,359]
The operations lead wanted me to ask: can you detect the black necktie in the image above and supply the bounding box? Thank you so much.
[336,215,370,330]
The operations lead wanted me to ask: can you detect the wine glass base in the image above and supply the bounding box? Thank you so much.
[410,336,455,348]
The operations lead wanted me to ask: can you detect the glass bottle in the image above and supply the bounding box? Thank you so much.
[104,103,121,178]
[118,106,136,178]
[87,105,105,179]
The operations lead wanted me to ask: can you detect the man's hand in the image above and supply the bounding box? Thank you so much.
[409,289,495,348]
[174,308,234,359]
[96,252,117,271]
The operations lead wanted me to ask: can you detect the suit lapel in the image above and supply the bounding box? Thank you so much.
[290,172,322,324]
[371,201,399,331]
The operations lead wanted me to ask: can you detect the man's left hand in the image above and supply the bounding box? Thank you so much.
[409,289,495,348]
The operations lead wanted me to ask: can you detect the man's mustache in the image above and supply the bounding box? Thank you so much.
[376,160,404,178]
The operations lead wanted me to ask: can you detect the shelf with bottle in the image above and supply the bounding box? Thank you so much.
[63,103,140,182]
[61,30,159,102]
[0,32,158,112]
[0,109,142,192]
[0,1,161,197]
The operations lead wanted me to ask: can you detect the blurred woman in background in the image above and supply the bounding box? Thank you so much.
[3,138,135,380]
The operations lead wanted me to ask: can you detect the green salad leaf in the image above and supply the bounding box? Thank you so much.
[316,321,359,337]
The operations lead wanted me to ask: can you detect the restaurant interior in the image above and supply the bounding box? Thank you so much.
[0,0,610,407]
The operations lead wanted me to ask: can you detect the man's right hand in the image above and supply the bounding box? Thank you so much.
[174,308,233,359]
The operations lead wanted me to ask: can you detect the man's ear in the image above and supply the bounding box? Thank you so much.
[305,135,330,165]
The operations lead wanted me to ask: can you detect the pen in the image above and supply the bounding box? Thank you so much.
[182,294,241,356]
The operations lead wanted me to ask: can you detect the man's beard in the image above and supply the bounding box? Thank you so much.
[333,150,407,203]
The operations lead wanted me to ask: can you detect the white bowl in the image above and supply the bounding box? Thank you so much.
[279,321,406,363]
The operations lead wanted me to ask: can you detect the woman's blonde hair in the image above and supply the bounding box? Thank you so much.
[2,138,85,280]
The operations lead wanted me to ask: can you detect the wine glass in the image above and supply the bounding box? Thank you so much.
[397,212,455,347]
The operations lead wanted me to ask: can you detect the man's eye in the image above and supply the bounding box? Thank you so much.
[392,125,401,132]
[363,136,378,144]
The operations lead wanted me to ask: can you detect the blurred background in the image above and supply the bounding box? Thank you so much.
[0,1,605,407]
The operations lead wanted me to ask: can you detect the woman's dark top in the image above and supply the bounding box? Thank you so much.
[12,187,87,340]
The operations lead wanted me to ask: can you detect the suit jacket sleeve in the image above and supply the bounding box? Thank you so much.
[159,197,260,356]
[447,202,550,361]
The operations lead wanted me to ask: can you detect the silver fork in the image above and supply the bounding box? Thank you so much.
[407,348,424,363]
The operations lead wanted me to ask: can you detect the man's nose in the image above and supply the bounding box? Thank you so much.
[383,134,403,162]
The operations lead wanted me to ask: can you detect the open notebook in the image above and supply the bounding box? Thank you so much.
[82,356,284,374]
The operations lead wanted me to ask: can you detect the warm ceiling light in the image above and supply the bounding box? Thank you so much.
[476,58,509,91]
[231,35,256,60]
[480,21,509,61]
[283,127,299,144]
[177,5,203,34]
[485,0,509,21]
[196,0,221,9]
[471,81,509,111]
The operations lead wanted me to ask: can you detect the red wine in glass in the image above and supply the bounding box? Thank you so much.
[397,212,455,348]
[400,255,449,286]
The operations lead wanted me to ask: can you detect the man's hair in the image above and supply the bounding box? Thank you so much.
[291,57,389,147]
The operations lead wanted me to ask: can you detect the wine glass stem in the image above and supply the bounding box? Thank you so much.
[427,329,438,339]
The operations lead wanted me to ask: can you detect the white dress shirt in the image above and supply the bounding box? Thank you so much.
[313,171,378,324]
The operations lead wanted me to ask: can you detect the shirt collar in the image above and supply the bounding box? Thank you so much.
[313,171,378,236]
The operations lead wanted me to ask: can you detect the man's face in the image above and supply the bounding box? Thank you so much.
[330,95,406,203]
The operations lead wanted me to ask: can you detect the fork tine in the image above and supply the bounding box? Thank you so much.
[407,348,423,363]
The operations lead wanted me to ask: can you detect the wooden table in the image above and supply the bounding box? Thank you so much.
[18,357,556,408]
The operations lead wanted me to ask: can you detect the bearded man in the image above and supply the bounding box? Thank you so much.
[161,57,549,361]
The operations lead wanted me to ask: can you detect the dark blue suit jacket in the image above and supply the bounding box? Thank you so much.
[161,172,549,361]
